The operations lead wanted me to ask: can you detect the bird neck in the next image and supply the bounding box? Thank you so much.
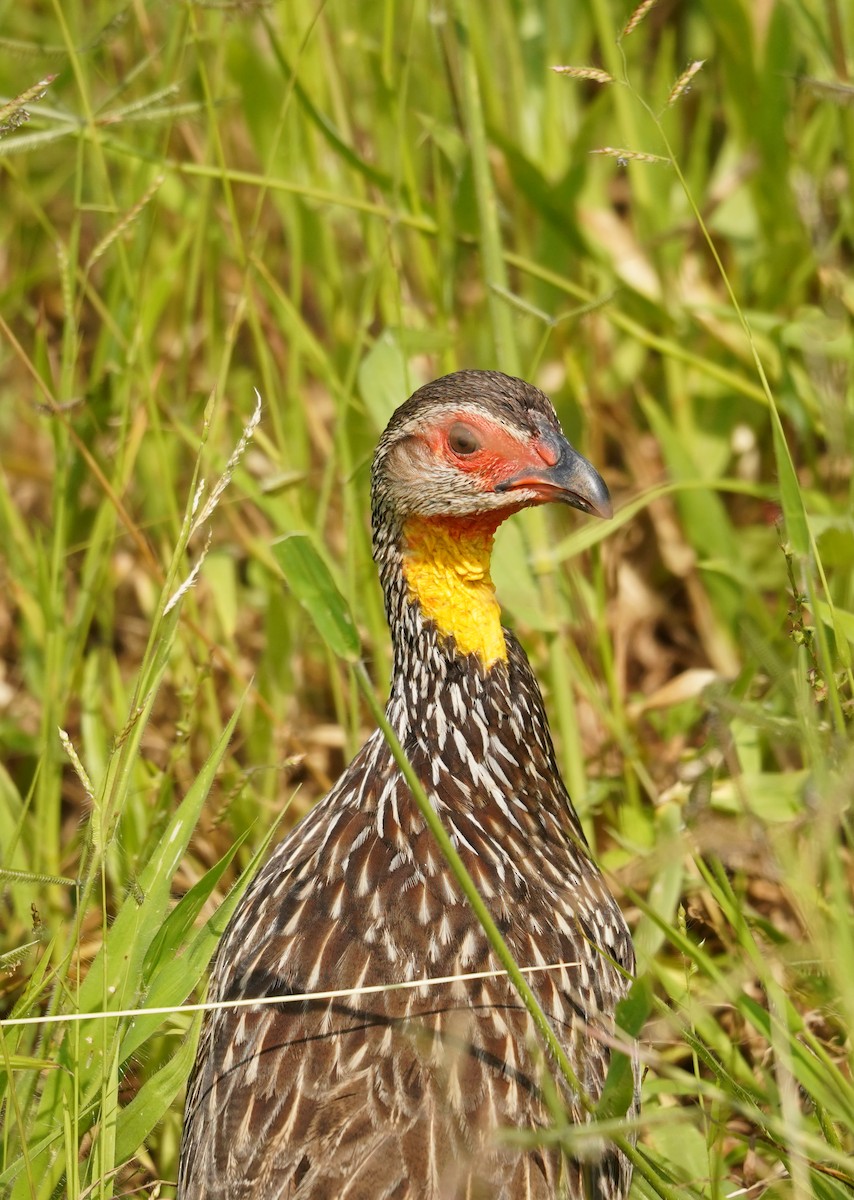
[397,513,507,669]
[370,508,588,846]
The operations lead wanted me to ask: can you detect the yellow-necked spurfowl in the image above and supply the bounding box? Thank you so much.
[177,370,637,1200]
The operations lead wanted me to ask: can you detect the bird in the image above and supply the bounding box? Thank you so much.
[177,370,637,1200]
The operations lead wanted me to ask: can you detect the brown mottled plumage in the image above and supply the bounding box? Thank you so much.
[177,371,637,1200]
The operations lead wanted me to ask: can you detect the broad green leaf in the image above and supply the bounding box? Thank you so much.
[710,770,808,821]
[644,1119,710,1186]
[73,693,246,1019]
[595,975,653,1120]
[273,533,361,662]
[95,1042,120,1199]
[141,828,252,985]
[814,599,854,657]
[120,808,285,1061]
[811,1170,854,1200]
[771,412,809,558]
[358,330,410,431]
[493,516,560,632]
[114,1013,202,1165]
[632,804,685,971]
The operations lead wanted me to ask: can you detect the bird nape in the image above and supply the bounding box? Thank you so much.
[177,370,637,1200]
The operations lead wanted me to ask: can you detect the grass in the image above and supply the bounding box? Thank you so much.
[0,0,852,1196]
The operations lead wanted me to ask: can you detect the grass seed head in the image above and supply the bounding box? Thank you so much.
[667,60,706,106]
[621,0,658,39]
[551,66,614,84]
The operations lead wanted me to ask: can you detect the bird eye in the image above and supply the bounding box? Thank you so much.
[448,423,481,456]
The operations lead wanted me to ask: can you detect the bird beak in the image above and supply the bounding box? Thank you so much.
[495,434,613,519]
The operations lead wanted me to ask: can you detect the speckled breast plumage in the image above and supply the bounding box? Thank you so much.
[177,371,637,1200]
[178,632,636,1200]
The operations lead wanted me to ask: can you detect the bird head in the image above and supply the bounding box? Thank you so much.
[371,370,612,529]
[371,372,612,667]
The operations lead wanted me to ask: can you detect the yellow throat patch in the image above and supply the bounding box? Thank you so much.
[401,514,507,667]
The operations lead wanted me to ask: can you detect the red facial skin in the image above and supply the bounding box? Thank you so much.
[408,412,561,544]
[423,411,559,492]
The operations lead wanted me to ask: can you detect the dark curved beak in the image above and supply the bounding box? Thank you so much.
[495,432,613,520]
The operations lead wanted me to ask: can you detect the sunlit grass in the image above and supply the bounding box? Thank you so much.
[0,0,852,1197]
